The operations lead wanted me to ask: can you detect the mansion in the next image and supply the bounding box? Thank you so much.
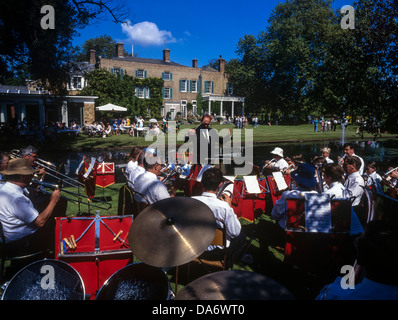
[0,43,244,127]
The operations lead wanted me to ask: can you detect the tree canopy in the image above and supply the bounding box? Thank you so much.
[0,0,130,93]
[228,0,398,129]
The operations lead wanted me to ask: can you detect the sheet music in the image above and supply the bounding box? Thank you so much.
[304,193,332,233]
[272,171,288,191]
[243,176,261,194]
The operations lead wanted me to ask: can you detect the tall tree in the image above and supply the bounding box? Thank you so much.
[0,0,130,93]
[74,35,129,62]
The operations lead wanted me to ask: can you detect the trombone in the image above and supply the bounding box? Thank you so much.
[10,149,85,192]
[31,178,112,211]
[34,159,86,192]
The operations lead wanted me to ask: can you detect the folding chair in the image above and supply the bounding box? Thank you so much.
[192,218,228,272]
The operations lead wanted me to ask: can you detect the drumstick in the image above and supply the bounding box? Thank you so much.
[113,230,123,242]
[63,237,72,248]
[70,235,77,249]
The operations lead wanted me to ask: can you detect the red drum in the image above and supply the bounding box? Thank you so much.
[230,178,269,222]
[95,263,170,300]
[1,259,85,300]
[54,215,133,299]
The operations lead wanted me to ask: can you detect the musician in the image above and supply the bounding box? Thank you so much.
[192,167,245,268]
[322,163,363,235]
[343,156,364,204]
[316,220,398,300]
[127,149,145,188]
[0,151,9,181]
[271,163,318,229]
[339,143,365,175]
[133,150,176,205]
[125,147,142,183]
[321,147,334,164]
[20,145,45,178]
[263,147,289,174]
[185,114,219,165]
[364,161,383,193]
[0,158,61,254]
[383,166,398,198]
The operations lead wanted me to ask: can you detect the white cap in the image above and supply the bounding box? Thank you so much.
[270,147,284,157]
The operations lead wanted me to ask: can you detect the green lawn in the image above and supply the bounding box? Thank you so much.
[41,123,397,152]
[2,123,394,153]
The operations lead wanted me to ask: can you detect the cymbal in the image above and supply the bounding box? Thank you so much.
[128,197,216,268]
[175,270,295,300]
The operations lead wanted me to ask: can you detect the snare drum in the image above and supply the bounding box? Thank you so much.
[95,262,170,300]
[1,259,85,300]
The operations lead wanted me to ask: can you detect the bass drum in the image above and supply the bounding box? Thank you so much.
[95,262,170,300]
[1,259,85,300]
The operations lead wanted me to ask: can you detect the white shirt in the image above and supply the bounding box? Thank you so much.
[274,158,289,171]
[325,157,334,164]
[125,160,137,177]
[271,188,318,229]
[127,165,145,188]
[0,182,39,242]
[192,192,241,249]
[133,171,170,204]
[323,182,351,199]
[344,171,365,206]
[137,119,144,128]
[366,172,383,193]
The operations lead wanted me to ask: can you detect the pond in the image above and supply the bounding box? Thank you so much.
[40,138,398,184]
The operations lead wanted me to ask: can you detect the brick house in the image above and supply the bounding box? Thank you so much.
[98,43,244,120]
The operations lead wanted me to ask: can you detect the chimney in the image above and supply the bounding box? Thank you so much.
[163,49,170,62]
[89,49,96,65]
[116,43,124,58]
[219,55,225,74]
[192,59,198,68]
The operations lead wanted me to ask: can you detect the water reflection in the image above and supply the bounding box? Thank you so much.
[40,139,398,184]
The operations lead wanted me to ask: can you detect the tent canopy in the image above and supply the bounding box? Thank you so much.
[96,103,127,112]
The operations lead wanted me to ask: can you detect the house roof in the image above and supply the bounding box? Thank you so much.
[109,56,187,68]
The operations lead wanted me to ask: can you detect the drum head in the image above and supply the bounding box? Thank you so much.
[1,259,85,300]
[95,263,169,300]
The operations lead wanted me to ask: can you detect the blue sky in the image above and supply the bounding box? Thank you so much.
[72,0,352,68]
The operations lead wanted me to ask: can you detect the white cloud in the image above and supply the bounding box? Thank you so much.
[121,20,176,46]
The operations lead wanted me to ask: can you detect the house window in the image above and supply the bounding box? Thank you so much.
[70,76,83,90]
[226,82,234,95]
[136,87,150,99]
[163,87,173,99]
[135,69,147,78]
[192,100,197,115]
[162,72,173,81]
[111,68,122,76]
[179,80,188,92]
[181,100,187,118]
[190,80,198,93]
[204,81,214,94]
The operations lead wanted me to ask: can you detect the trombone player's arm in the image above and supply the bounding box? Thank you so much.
[33,188,61,228]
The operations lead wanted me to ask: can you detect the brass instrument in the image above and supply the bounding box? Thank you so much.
[31,178,112,210]
[216,177,235,199]
[9,148,84,191]
[263,158,276,169]
[337,154,346,165]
